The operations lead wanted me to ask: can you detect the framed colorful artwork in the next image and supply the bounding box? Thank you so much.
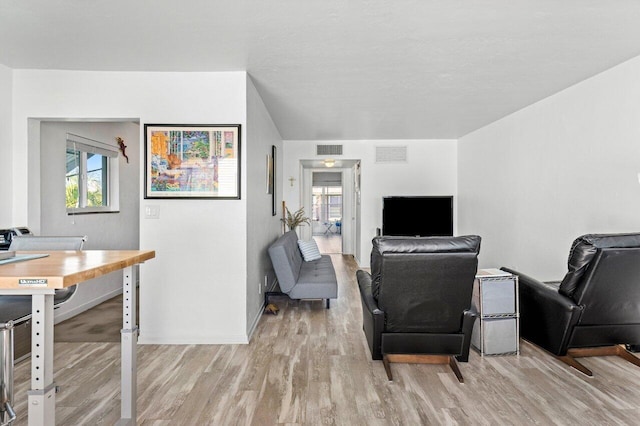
[144,124,241,199]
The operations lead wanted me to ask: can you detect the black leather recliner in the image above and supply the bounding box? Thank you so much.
[502,233,640,376]
[357,235,481,382]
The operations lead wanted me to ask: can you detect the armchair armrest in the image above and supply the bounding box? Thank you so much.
[502,268,578,310]
[501,267,583,355]
[357,270,385,360]
[357,270,383,315]
[457,309,477,362]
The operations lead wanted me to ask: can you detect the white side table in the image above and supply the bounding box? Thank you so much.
[471,268,520,356]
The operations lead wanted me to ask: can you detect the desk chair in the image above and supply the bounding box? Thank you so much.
[9,235,87,305]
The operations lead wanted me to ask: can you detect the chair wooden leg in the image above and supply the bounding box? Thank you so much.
[383,354,464,383]
[448,356,464,383]
[558,345,640,376]
[568,346,620,358]
[556,354,593,376]
[614,345,640,369]
[382,355,393,381]
[568,345,640,369]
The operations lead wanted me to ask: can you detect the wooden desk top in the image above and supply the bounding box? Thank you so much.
[0,250,155,289]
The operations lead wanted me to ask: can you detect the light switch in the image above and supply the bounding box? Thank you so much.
[145,205,160,219]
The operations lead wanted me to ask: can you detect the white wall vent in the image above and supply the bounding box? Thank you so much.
[375,146,407,163]
[316,144,343,156]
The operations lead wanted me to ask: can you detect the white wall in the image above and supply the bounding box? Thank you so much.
[458,55,640,281]
[0,65,12,227]
[12,70,250,343]
[245,76,282,336]
[39,120,140,322]
[283,140,458,266]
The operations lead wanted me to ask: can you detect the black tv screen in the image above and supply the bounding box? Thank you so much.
[382,196,453,237]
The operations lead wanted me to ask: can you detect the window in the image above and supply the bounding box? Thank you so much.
[312,186,342,234]
[65,133,119,213]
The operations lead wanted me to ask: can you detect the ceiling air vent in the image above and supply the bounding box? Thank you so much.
[316,144,343,156]
[376,146,407,163]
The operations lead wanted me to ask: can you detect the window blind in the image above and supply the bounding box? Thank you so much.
[66,133,118,158]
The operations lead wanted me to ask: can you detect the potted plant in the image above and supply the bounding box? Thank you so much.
[281,206,311,231]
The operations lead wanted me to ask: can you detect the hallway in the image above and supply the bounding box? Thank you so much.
[313,234,342,254]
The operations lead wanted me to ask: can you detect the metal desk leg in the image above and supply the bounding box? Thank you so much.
[1,321,16,426]
[27,294,55,426]
[117,266,137,426]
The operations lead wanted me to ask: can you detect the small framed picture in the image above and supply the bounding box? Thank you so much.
[266,153,274,195]
[271,145,277,216]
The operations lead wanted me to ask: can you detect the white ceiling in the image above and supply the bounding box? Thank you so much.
[2,1,640,140]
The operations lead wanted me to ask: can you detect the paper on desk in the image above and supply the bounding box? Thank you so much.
[0,253,49,266]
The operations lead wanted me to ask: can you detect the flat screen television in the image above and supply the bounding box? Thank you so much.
[382,196,453,237]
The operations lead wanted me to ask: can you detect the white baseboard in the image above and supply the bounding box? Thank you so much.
[247,303,264,341]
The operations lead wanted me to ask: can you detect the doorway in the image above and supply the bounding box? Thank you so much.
[311,172,343,253]
[299,160,360,259]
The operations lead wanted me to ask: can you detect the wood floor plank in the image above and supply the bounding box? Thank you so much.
[8,253,640,425]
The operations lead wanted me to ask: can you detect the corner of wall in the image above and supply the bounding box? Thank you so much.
[245,75,283,339]
[0,64,13,226]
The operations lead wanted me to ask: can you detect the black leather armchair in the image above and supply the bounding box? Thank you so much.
[357,235,481,382]
[502,233,640,376]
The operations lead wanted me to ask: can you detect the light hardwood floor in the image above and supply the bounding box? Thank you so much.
[313,234,342,254]
[10,254,640,425]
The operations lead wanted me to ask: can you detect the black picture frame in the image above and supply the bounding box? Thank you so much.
[271,145,277,216]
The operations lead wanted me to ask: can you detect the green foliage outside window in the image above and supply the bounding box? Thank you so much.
[66,176,79,208]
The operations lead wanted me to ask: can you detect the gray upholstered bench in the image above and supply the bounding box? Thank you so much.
[267,231,338,308]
